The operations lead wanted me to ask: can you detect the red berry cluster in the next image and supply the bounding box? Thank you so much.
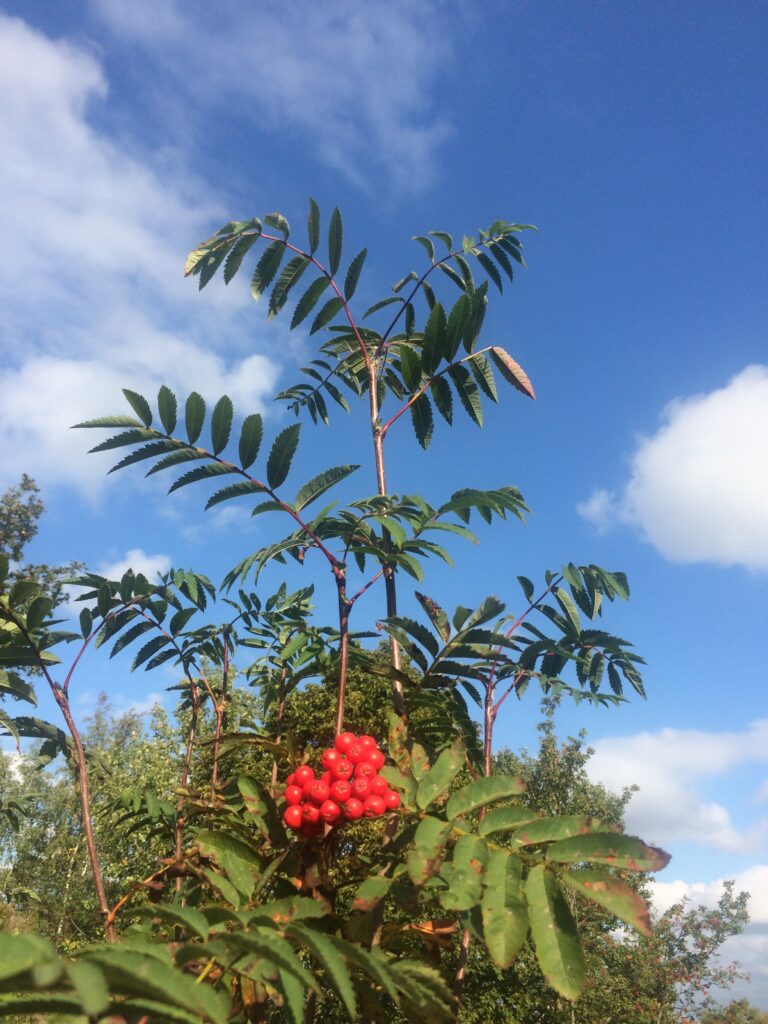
[282,732,401,838]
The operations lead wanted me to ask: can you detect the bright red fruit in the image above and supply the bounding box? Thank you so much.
[286,772,296,787]
[383,790,401,810]
[322,748,343,769]
[369,776,389,797]
[302,803,321,825]
[342,798,364,820]
[354,759,377,779]
[294,765,315,786]
[363,795,386,817]
[335,732,356,754]
[330,758,354,781]
[351,777,371,799]
[285,785,304,805]
[283,805,303,830]
[330,780,352,802]
[346,742,366,764]
[320,799,342,823]
[358,735,378,751]
[320,770,333,785]
[304,780,330,805]
[367,749,385,771]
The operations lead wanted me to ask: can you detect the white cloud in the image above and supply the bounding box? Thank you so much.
[97,548,172,582]
[92,0,453,193]
[578,366,768,570]
[589,720,768,853]
[0,15,281,498]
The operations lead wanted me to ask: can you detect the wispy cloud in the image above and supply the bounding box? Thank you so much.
[578,365,768,570]
[91,0,454,193]
[589,720,768,853]
[0,14,281,498]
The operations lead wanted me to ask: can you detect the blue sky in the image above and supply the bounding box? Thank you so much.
[1,0,767,1003]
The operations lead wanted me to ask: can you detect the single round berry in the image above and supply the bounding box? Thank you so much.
[320,770,333,785]
[351,777,371,800]
[354,759,377,779]
[358,735,378,752]
[330,758,354,781]
[283,805,303,830]
[294,765,315,787]
[302,803,321,825]
[285,785,304,806]
[367,749,385,772]
[383,790,401,810]
[335,732,357,754]
[363,795,386,818]
[320,799,342,824]
[369,776,389,797]
[346,742,366,764]
[342,797,364,820]
[322,748,343,769]
[286,772,296,787]
[330,779,353,803]
[304,780,330,805]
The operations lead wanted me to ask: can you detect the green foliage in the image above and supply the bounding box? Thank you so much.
[0,199,674,1023]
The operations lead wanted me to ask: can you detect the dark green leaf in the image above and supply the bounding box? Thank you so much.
[410,394,433,450]
[422,302,447,374]
[527,865,585,1001]
[239,413,264,469]
[344,248,367,300]
[223,232,260,284]
[307,198,320,254]
[310,297,343,334]
[205,481,267,510]
[294,464,359,512]
[291,277,330,329]
[446,775,526,820]
[547,833,671,872]
[210,395,233,455]
[157,386,177,434]
[399,345,422,391]
[122,389,152,427]
[185,392,206,445]
[430,375,453,423]
[264,211,290,238]
[79,608,92,639]
[168,463,236,494]
[328,207,343,276]
[251,241,285,301]
[266,424,301,489]
[269,254,309,319]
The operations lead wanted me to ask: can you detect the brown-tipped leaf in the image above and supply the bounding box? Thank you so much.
[561,869,653,936]
[446,774,526,821]
[547,832,671,872]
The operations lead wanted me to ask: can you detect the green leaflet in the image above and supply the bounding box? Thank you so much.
[410,393,434,449]
[478,805,541,837]
[511,814,603,847]
[157,385,177,434]
[251,241,285,301]
[446,774,527,821]
[286,924,356,1018]
[416,740,465,809]
[547,832,671,872]
[293,464,359,513]
[205,481,267,510]
[307,197,320,253]
[184,392,206,444]
[526,864,585,1001]
[269,255,309,319]
[210,395,233,455]
[122,388,152,426]
[223,231,260,284]
[291,276,330,329]
[328,207,343,276]
[449,364,483,426]
[266,424,301,489]
[439,835,488,911]
[310,296,343,334]
[421,302,447,375]
[490,346,536,399]
[482,849,528,968]
[561,869,652,936]
[239,413,264,469]
[195,830,260,899]
[407,815,452,884]
[430,375,453,423]
[344,248,367,300]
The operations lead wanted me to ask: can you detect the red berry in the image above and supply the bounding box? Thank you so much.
[346,742,366,764]
[322,748,343,769]
[342,797,364,820]
[359,735,378,751]
[351,777,371,800]
[286,772,296,787]
[383,790,401,810]
[330,780,352,803]
[320,799,342,824]
[320,770,333,785]
[302,803,321,825]
[294,765,315,786]
[285,785,304,805]
[304,780,330,805]
[335,732,356,754]
[283,805,303,830]
[363,795,386,817]
[354,759,377,779]
[369,776,389,797]
[330,758,354,781]
[368,749,385,771]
